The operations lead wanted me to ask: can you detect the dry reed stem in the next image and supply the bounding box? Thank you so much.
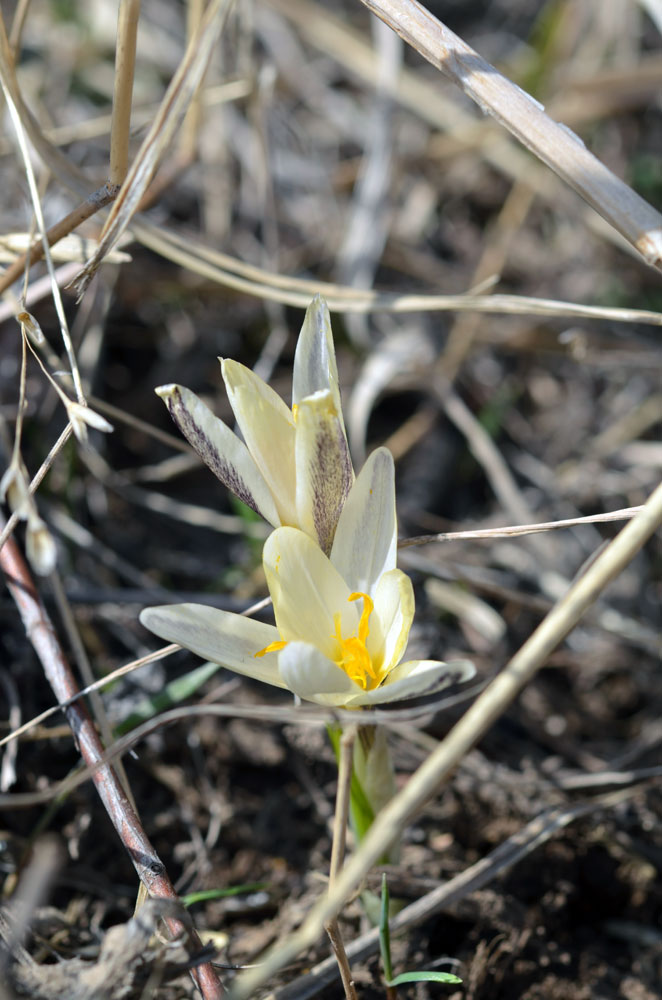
[73,0,234,296]
[109,0,140,188]
[398,505,643,547]
[231,476,662,997]
[132,222,662,325]
[266,0,547,187]
[180,0,206,160]
[357,0,662,268]
[7,0,30,53]
[0,514,223,999]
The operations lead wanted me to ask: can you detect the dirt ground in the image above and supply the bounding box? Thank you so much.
[1,1,661,998]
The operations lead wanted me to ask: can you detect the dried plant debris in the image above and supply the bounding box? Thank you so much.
[1,900,209,1000]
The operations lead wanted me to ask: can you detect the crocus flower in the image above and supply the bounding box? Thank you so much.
[140,449,474,708]
[155,296,352,554]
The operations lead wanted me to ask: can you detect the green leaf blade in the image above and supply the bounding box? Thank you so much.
[387,971,462,986]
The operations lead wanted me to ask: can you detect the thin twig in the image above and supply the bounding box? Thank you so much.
[48,569,136,809]
[0,513,223,1000]
[133,220,662,325]
[398,506,644,548]
[0,644,178,751]
[0,695,478,809]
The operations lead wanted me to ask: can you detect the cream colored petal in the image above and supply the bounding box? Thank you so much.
[156,384,281,527]
[292,296,342,417]
[330,447,396,596]
[140,604,287,688]
[278,641,359,706]
[347,658,475,706]
[295,390,353,554]
[221,359,297,525]
[263,527,357,660]
[368,568,414,671]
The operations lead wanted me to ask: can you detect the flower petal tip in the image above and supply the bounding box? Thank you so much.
[155,383,178,400]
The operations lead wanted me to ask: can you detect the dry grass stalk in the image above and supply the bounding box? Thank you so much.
[109,0,140,188]
[358,0,662,268]
[0,187,119,297]
[73,0,234,296]
[180,0,207,160]
[398,505,644,548]
[133,222,662,324]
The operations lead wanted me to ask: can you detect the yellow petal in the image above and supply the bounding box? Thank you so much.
[221,359,297,525]
[263,527,357,661]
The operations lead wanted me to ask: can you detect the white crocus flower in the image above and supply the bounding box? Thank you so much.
[155,296,353,554]
[140,449,474,708]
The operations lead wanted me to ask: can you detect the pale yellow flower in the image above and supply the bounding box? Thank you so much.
[155,296,352,554]
[141,449,474,708]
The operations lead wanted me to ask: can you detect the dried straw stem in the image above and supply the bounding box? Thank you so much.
[109,0,140,187]
[358,0,662,268]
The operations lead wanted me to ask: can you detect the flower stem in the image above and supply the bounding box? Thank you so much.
[325,724,358,1000]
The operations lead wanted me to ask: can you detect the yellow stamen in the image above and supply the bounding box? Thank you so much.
[333,591,379,691]
[292,403,299,422]
[255,639,287,658]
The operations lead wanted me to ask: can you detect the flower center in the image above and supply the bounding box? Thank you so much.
[333,591,379,691]
[255,591,379,690]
